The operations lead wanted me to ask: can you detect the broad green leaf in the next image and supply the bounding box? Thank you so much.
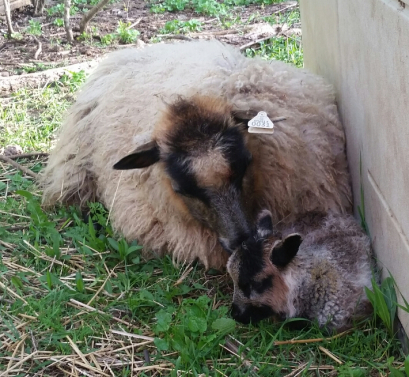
[154,337,169,351]
[127,245,143,253]
[131,256,140,265]
[404,354,409,377]
[51,231,62,258]
[388,366,405,377]
[16,190,33,200]
[107,238,119,251]
[10,276,23,290]
[187,317,207,333]
[374,284,392,329]
[139,289,154,301]
[46,271,53,289]
[104,280,113,294]
[76,271,85,292]
[382,277,397,322]
[88,218,96,240]
[365,286,376,304]
[350,368,366,377]
[155,309,173,332]
[211,318,236,334]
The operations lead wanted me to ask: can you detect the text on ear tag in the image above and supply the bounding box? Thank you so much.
[248,111,275,134]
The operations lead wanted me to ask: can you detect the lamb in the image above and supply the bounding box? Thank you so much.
[227,210,374,332]
[40,39,352,269]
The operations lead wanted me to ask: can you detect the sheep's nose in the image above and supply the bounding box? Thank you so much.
[220,230,251,253]
[230,231,251,250]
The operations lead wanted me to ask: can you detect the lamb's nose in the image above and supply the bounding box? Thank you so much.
[230,303,241,319]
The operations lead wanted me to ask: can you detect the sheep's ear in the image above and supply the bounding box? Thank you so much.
[232,110,257,129]
[271,233,302,267]
[256,209,273,239]
[113,141,160,170]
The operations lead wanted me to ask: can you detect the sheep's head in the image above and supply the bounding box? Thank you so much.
[113,96,257,252]
[227,209,303,324]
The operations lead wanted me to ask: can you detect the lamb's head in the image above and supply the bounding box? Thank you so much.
[113,96,256,252]
[227,210,303,324]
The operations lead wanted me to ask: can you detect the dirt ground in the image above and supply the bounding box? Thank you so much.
[0,0,299,77]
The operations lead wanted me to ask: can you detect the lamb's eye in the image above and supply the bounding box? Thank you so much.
[252,281,263,292]
[239,283,252,298]
[252,276,273,294]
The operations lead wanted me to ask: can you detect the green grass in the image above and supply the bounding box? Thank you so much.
[245,9,303,67]
[1,3,408,376]
[0,180,407,375]
[149,0,287,15]
[159,19,203,34]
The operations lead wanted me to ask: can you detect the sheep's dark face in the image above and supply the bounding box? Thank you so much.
[113,96,257,253]
[227,210,302,324]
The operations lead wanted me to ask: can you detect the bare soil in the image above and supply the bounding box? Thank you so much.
[0,1,298,77]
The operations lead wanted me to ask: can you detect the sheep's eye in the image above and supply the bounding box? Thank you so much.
[171,182,185,196]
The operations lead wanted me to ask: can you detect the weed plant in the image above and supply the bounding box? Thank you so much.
[116,21,140,44]
[160,19,202,34]
[26,19,42,36]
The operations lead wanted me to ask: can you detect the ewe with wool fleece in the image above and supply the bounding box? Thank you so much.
[40,40,352,269]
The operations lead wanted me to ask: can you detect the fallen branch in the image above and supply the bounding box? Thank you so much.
[221,338,259,376]
[0,154,39,179]
[189,29,239,37]
[126,18,142,30]
[272,1,298,15]
[273,329,352,346]
[158,34,193,41]
[240,35,277,51]
[318,346,343,365]
[5,225,28,231]
[79,0,111,34]
[111,330,155,342]
[283,362,308,377]
[32,36,42,59]
[6,152,49,160]
[0,40,24,52]
[0,59,100,93]
[0,351,38,377]
[239,27,301,52]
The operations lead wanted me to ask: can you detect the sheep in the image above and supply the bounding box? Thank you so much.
[227,210,374,332]
[40,39,352,269]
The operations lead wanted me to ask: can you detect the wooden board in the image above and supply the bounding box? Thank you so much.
[0,0,31,15]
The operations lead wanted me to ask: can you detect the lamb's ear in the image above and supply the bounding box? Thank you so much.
[271,233,302,267]
[256,209,273,239]
[113,141,160,170]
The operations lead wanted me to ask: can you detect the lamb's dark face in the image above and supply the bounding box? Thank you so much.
[113,96,255,252]
[227,210,302,324]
